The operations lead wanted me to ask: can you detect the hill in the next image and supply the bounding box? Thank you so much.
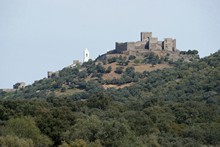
[0,50,219,146]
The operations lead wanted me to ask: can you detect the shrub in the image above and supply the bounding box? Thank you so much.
[115,67,124,74]
[105,66,112,73]
[129,55,136,60]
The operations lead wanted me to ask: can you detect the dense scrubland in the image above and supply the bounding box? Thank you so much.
[0,51,219,146]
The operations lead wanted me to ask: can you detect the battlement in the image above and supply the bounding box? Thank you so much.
[141,32,152,42]
[115,32,176,53]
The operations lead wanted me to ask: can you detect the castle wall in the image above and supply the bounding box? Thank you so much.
[135,41,147,49]
[127,42,135,50]
[116,42,127,53]
[116,42,135,53]
[149,37,158,50]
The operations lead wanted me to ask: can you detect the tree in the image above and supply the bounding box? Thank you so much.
[96,63,105,73]
[87,91,112,110]
[144,52,160,64]
[70,139,87,147]
[63,115,102,142]
[13,83,20,89]
[125,67,135,77]
[134,59,140,64]
[105,66,112,73]
[114,67,124,74]
[107,57,117,63]
[60,87,67,92]
[2,117,52,146]
[0,135,34,147]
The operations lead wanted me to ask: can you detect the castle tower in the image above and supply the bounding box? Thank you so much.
[83,48,90,62]
[163,38,174,51]
[141,32,152,42]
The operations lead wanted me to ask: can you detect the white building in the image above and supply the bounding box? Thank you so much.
[83,48,90,62]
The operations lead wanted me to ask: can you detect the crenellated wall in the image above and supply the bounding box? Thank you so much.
[116,42,128,53]
[115,32,176,53]
[149,37,158,50]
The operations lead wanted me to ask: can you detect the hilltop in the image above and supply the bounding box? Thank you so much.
[0,33,219,146]
[4,32,199,94]
[97,32,199,63]
[1,32,200,93]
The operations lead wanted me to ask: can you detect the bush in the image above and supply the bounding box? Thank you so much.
[180,50,199,55]
[116,56,129,66]
[144,52,160,64]
[60,87,66,92]
[0,135,34,147]
[129,55,136,60]
[115,67,124,74]
[96,63,105,73]
[105,66,112,73]
[134,59,140,64]
[107,57,117,63]
[2,117,52,146]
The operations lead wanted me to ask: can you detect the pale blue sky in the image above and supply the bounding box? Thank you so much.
[0,0,220,88]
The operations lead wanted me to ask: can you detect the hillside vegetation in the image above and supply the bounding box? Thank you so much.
[0,50,219,146]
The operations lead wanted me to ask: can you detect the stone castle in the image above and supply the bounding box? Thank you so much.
[115,32,176,53]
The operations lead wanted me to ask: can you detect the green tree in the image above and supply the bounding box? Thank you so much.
[3,117,52,146]
[114,67,124,74]
[96,63,105,73]
[0,135,34,147]
[105,66,112,73]
[107,57,117,63]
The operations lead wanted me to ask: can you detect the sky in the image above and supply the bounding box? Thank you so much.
[0,0,220,89]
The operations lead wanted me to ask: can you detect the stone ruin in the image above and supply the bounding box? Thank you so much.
[47,71,59,78]
[115,32,176,53]
[13,82,26,89]
[47,60,81,78]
